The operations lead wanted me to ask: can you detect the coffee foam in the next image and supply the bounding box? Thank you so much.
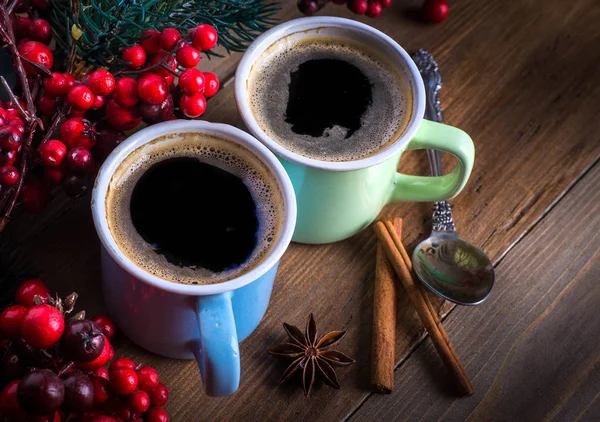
[106,132,283,285]
[248,35,412,162]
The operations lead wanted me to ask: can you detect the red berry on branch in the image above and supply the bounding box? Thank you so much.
[192,24,218,51]
[88,69,116,96]
[93,367,110,380]
[39,139,67,167]
[92,377,110,404]
[110,357,136,373]
[15,279,50,306]
[62,319,105,362]
[110,368,138,396]
[366,0,383,17]
[91,94,106,110]
[180,93,206,118]
[147,383,169,407]
[61,371,94,413]
[37,93,57,116]
[145,407,169,422]
[140,95,174,125]
[17,369,65,415]
[137,74,168,105]
[122,44,147,69]
[28,18,52,42]
[0,124,23,151]
[105,99,142,131]
[76,336,113,371]
[159,28,182,51]
[176,45,201,68]
[44,166,65,185]
[59,117,95,149]
[0,165,19,186]
[126,389,150,414]
[348,0,368,14]
[147,52,177,79]
[0,381,28,421]
[20,304,64,349]
[17,41,53,75]
[13,16,31,38]
[64,73,76,89]
[298,0,320,15]
[67,147,93,172]
[137,366,159,391]
[67,85,95,110]
[202,72,219,97]
[140,29,162,55]
[422,0,449,23]
[20,180,49,213]
[0,305,27,339]
[178,68,205,94]
[113,77,139,108]
[0,150,17,165]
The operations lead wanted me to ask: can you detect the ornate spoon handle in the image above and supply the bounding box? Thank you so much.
[412,49,456,233]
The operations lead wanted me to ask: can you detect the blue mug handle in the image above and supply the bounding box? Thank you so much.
[194,292,240,396]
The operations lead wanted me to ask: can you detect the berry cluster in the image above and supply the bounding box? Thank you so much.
[0,279,169,421]
[298,0,393,18]
[0,107,25,191]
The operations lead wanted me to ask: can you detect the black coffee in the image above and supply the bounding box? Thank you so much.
[249,36,411,162]
[130,157,258,273]
[106,133,282,285]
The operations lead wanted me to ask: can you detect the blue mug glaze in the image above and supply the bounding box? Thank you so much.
[92,121,296,396]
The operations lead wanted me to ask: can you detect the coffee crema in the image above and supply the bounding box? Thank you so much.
[105,133,283,285]
[248,35,412,162]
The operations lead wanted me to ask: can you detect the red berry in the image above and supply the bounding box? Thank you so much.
[0,381,28,421]
[0,165,19,186]
[92,377,110,404]
[20,180,49,213]
[140,29,161,55]
[126,389,150,414]
[122,44,147,69]
[147,52,177,80]
[0,124,23,151]
[28,18,52,42]
[90,314,116,341]
[44,166,65,185]
[180,93,206,118]
[366,0,383,17]
[67,85,95,110]
[76,337,113,371]
[145,407,169,422]
[380,0,392,6]
[92,125,127,163]
[37,93,57,116]
[39,139,67,167]
[110,368,138,396]
[93,367,110,380]
[347,0,368,14]
[178,68,205,94]
[136,366,159,391]
[15,279,51,306]
[64,73,76,90]
[159,28,181,51]
[202,72,219,97]
[88,70,116,96]
[137,74,168,105]
[110,358,136,373]
[192,24,218,50]
[20,304,64,349]
[0,150,17,165]
[422,0,449,23]
[0,305,27,339]
[91,94,106,110]
[113,77,139,108]
[59,117,95,149]
[67,146,93,172]
[17,41,53,75]
[147,383,168,407]
[175,45,200,68]
[105,99,142,131]
[104,395,131,421]
[298,0,320,15]
[13,16,31,38]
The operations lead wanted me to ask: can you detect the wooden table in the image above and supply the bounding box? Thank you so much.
[2,0,599,420]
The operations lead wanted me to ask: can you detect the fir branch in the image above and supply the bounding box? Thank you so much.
[50,0,280,70]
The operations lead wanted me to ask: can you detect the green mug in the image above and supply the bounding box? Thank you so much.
[235,17,474,244]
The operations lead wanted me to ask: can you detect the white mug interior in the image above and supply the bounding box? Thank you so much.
[235,16,426,172]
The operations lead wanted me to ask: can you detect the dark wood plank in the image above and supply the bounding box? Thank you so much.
[1,0,600,420]
[350,161,600,422]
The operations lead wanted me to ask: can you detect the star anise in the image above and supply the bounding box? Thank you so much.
[268,313,355,396]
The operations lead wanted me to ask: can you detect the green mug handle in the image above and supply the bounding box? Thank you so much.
[390,119,475,202]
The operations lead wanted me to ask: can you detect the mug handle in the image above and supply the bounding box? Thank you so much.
[389,119,475,202]
[194,292,240,396]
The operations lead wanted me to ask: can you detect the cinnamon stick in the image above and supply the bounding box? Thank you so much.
[371,218,402,393]
[374,220,474,396]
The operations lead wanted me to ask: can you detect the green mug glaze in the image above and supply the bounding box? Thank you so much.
[235,17,475,244]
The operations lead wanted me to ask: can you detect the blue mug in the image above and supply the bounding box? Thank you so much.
[91,120,297,396]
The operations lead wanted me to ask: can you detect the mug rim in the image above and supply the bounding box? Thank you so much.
[234,16,426,172]
[91,120,297,296]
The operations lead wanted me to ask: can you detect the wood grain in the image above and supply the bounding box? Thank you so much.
[350,160,600,422]
[0,0,599,420]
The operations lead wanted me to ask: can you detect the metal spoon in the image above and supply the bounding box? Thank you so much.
[410,49,494,306]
